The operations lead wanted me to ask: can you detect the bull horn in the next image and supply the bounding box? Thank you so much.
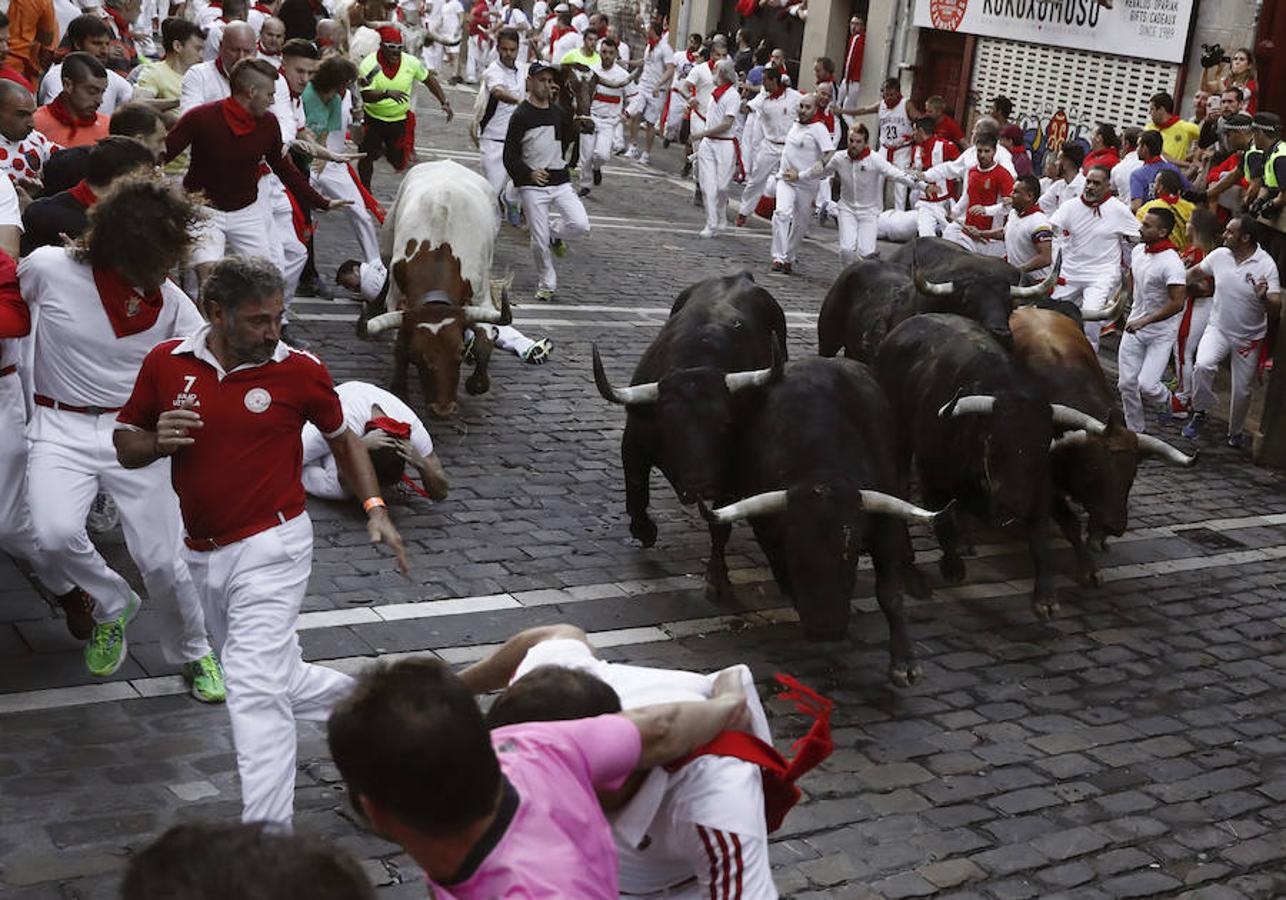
[1137,433,1198,467]
[365,310,404,335]
[709,490,788,523]
[1050,429,1091,452]
[1010,252,1063,299]
[725,335,784,393]
[1081,283,1129,322]
[938,395,995,418]
[461,287,512,326]
[591,344,659,405]
[1050,404,1107,433]
[911,241,954,296]
[857,490,943,523]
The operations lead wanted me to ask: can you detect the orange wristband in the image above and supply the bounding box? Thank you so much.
[363,496,387,513]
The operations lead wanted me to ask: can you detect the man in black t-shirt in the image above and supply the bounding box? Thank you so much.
[502,61,590,302]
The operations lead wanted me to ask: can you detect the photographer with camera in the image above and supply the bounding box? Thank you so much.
[1245,113,1286,267]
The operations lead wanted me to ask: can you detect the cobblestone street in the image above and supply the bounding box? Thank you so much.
[2,88,1286,899]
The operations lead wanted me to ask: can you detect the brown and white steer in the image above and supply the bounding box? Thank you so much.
[364,159,513,419]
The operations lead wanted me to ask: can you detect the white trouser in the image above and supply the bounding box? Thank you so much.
[877,209,919,242]
[579,116,617,189]
[313,163,379,263]
[518,183,590,292]
[696,138,735,231]
[838,79,860,114]
[486,323,536,356]
[772,177,818,263]
[662,88,686,140]
[261,174,307,301]
[185,513,354,825]
[480,139,517,214]
[739,142,782,216]
[465,35,488,82]
[26,406,210,662]
[836,203,879,262]
[915,200,951,237]
[1191,325,1263,437]
[1118,329,1176,432]
[1174,298,1212,400]
[193,197,285,271]
[943,222,1007,258]
[741,112,761,175]
[0,375,72,592]
[884,145,913,209]
[1053,275,1121,351]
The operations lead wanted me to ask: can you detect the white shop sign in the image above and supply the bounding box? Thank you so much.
[912,0,1195,63]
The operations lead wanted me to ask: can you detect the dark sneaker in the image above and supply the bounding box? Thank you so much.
[592,167,602,186]
[782,262,794,275]
[1181,410,1206,440]
[58,588,96,640]
[1227,432,1249,451]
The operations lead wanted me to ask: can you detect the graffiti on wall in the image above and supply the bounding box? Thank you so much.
[1016,108,1093,171]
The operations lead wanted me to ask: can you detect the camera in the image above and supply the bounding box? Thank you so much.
[1201,43,1230,68]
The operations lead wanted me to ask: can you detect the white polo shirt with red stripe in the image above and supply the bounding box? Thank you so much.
[513,640,778,900]
[116,325,345,545]
[1005,206,1055,280]
[589,62,635,122]
[18,246,205,409]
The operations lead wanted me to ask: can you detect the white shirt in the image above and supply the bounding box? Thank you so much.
[1038,172,1085,215]
[180,60,231,112]
[432,0,465,40]
[747,87,799,144]
[0,174,19,230]
[1048,194,1140,281]
[39,65,134,114]
[1004,207,1055,279]
[779,120,831,179]
[1127,243,1187,340]
[876,95,911,154]
[685,60,715,112]
[697,84,737,137]
[570,9,588,31]
[925,142,1016,183]
[1198,246,1282,343]
[588,62,633,120]
[1111,150,1142,200]
[357,260,388,302]
[639,39,675,92]
[258,49,282,69]
[300,381,433,498]
[18,247,204,408]
[480,60,525,141]
[551,32,583,62]
[822,149,915,212]
[513,639,777,900]
[498,4,530,58]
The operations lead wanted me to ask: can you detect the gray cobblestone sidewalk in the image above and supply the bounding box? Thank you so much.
[1,87,1284,899]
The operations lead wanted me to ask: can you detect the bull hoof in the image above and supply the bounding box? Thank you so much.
[938,554,966,584]
[889,660,923,687]
[465,374,490,396]
[903,564,931,600]
[705,574,735,607]
[630,518,658,548]
[1077,567,1103,588]
[1032,595,1061,621]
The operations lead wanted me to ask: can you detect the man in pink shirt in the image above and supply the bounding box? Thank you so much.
[327,656,748,899]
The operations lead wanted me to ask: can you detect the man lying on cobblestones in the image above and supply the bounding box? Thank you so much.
[462,623,780,899]
[327,653,749,899]
[122,821,376,900]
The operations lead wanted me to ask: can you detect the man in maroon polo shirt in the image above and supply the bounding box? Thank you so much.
[114,256,406,826]
[165,57,348,286]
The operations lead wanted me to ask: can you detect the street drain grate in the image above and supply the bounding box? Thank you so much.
[1181,528,1246,551]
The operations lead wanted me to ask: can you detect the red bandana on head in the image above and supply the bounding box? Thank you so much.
[377,26,404,78]
[92,267,164,338]
[67,179,97,208]
[364,416,412,439]
[219,96,257,136]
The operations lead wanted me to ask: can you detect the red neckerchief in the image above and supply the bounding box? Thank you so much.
[685,49,697,63]
[711,82,733,101]
[1155,192,1181,206]
[811,108,834,131]
[317,36,334,48]
[1081,193,1109,217]
[1145,238,1179,254]
[848,146,870,160]
[1017,204,1041,218]
[646,36,659,49]
[1158,114,1181,129]
[768,84,785,100]
[103,5,132,39]
[1181,246,1205,266]
[44,93,97,135]
[253,1,272,12]
[364,416,412,439]
[67,180,97,208]
[215,57,230,81]
[377,48,402,80]
[550,24,574,44]
[219,96,257,136]
[92,266,164,338]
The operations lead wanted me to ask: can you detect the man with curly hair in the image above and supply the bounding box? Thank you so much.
[16,174,223,698]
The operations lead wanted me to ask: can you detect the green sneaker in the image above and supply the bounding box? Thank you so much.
[84,592,139,677]
[550,237,568,258]
[182,653,227,703]
[534,289,555,302]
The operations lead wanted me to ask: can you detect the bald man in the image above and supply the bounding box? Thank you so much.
[258,17,286,66]
[182,21,259,110]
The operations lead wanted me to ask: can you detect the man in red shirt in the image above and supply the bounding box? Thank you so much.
[115,256,407,826]
[838,16,863,114]
[166,57,347,287]
[944,134,1014,256]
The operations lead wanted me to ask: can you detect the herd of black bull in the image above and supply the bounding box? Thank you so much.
[592,238,1197,687]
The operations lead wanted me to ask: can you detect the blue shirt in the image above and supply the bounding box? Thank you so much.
[1129,158,1191,202]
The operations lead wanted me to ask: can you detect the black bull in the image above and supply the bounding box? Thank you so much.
[818,239,1060,361]
[592,273,787,604]
[705,357,946,687]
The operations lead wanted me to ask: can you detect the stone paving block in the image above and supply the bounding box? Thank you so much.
[989,787,1062,815]
[870,871,938,897]
[797,852,871,886]
[1099,869,1184,897]
[970,842,1049,876]
[1029,825,1111,861]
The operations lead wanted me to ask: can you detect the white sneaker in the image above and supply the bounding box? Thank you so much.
[625,145,640,160]
[86,491,119,534]
[638,152,651,166]
[698,226,714,238]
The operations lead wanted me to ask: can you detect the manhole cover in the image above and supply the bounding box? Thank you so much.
[1182,528,1245,551]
